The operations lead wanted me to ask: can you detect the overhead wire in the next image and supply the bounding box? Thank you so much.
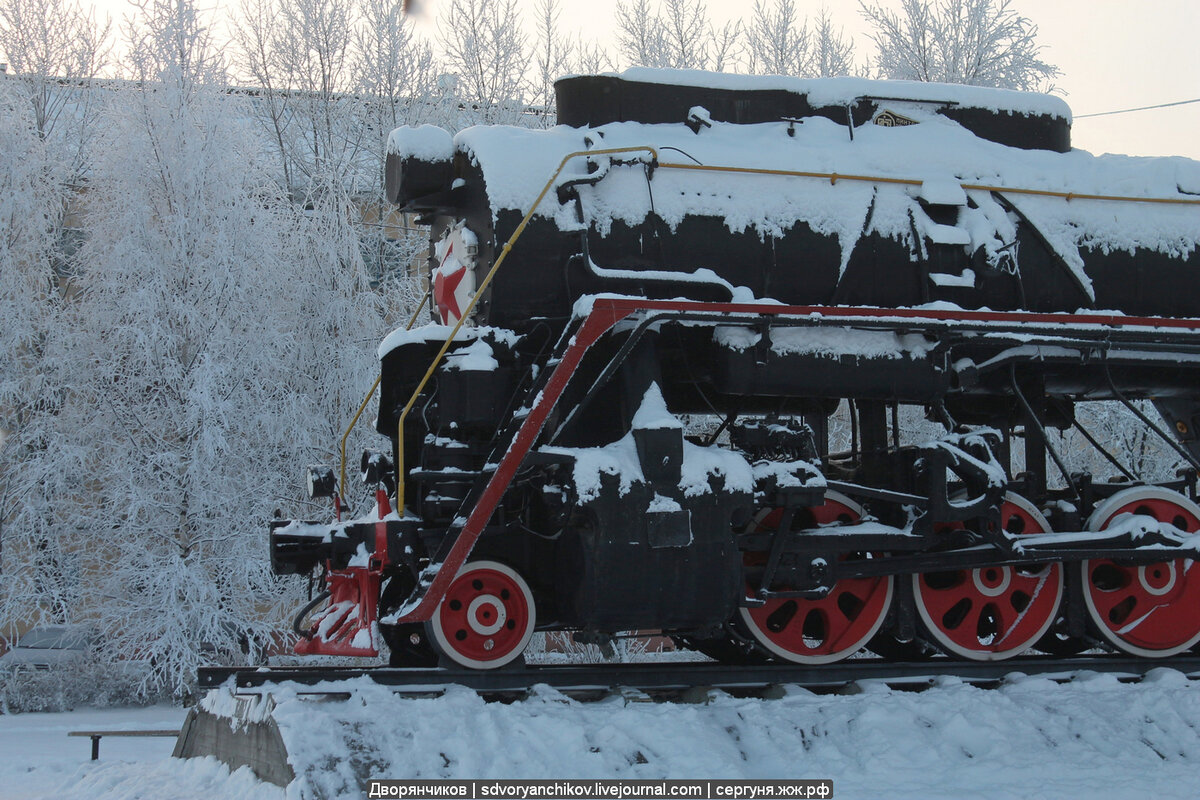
[1075,97,1200,119]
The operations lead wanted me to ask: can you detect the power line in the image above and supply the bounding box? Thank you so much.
[1076,97,1200,119]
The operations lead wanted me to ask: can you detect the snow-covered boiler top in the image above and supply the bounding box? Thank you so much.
[387,69,1200,329]
[555,68,1073,152]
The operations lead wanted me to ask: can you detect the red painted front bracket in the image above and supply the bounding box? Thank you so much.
[294,566,381,656]
[294,490,393,656]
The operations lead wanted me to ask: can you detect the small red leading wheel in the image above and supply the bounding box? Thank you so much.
[1081,486,1200,658]
[738,491,894,665]
[427,560,536,669]
[914,493,1063,661]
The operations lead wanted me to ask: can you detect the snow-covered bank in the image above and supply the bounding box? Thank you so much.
[254,670,1200,799]
[6,671,1200,800]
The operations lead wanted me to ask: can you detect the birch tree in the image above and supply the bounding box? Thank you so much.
[810,8,858,77]
[573,36,616,75]
[615,0,667,68]
[745,0,807,76]
[11,0,385,694]
[232,0,368,194]
[746,2,858,77]
[0,77,74,632]
[353,0,437,140]
[0,0,111,171]
[528,0,573,124]
[860,0,1059,90]
[231,0,296,191]
[616,0,738,71]
[437,0,528,124]
[659,0,711,69]
[0,0,106,632]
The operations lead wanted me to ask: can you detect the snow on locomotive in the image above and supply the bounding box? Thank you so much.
[271,69,1200,669]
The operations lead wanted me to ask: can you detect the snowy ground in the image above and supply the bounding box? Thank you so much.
[4,669,1200,800]
[0,703,272,800]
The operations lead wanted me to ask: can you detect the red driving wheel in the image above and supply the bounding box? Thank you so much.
[914,493,1063,660]
[1081,486,1200,657]
[738,491,893,664]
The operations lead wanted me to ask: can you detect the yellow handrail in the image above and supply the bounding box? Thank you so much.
[656,160,1200,206]
[339,289,430,500]
[958,183,1200,206]
[394,146,661,512]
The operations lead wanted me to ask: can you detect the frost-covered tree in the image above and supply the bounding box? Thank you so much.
[0,0,110,393]
[745,0,806,76]
[66,0,282,691]
[437,0,528,124]
[616,0,739,72]
[0,0,111,167]
[809,8,858,77]
[231,0,296,190]
[0,0,104,631]
[350,0,438,289]
[1058,402,1185,487]
[528,0,572,124]
[706,14,742,73]
[659,0,711,69]
[615,0,665,68]
[353,0,437,140]
[232,0,369,194]
[572,35,616,75]
[8,0,386,695]
[0,83,63,432]
[278,0,366,184]
[0,77,74,630]
[859,0,1058,91]
[745,0,797,75]
[745,1,857,77]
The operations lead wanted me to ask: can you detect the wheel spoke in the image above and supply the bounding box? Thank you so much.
[917,571,969,618]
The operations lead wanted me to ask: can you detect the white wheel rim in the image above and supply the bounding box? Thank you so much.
[971,566,1013,598]
[466,595,507,635]
[1137,562,1177,597]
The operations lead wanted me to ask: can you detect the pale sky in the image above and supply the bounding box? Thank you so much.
[89,0,1200,160]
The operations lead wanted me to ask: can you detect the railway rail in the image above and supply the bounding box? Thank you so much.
[199,654,1200,699]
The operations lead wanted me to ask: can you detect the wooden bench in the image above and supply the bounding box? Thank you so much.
[68,730,180,760]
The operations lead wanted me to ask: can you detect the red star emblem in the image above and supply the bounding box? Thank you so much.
[434,265,468,323]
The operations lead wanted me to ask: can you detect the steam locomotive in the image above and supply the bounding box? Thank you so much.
[272,69,1200,669]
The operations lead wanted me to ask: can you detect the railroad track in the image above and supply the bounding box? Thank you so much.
[200,654,1200,699]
